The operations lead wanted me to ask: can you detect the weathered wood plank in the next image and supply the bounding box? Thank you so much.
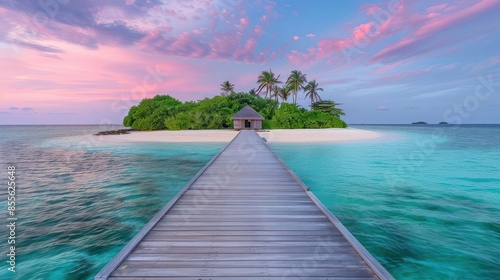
[170,204,318,208]
[137,240,353,248]
[166,209,324,215]
[126,253,367,262]
[120,259,368,268]
[109,276,379,280]
[143,233,342,241]
[96,130,393,280]
[151,225,336,231]
[133,246,359,254]
[111,267,375,277]
[148,230,341,236]
[160,215,329,222]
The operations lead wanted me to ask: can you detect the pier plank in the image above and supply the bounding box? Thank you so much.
[95,130,393,280]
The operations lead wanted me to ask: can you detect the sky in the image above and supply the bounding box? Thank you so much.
[0,0,499,125]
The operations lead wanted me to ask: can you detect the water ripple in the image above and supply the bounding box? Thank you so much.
[0,125,223,280]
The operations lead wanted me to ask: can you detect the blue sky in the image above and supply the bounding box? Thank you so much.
[0,0,499,124]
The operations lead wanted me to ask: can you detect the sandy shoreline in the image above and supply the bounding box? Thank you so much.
[96,128,385,143]
[96,130,239,143]
[258,128,384,143]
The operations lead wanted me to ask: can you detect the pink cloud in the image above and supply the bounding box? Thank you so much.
[293,36,299,41]
[306,33,316,38]
[468,55,500,73]
[287,35,357,66]
[254,25,264,37]
[134,0,279,64]
[372,0,499,63]
[286,0,496,68]
[0,38,218,114]
[167,32,209,58]
[208,33,240,59]
[417,0,495,37]
[426,4,448,14]
[374,60,407,74]
[165,9,177,16]
[240,17,249,25]
[376,68,432,83]
[0,0,284,124]
[286,1,404,66]
[361,3,383,15]
[235,17,250,32]
[353,22,375,43]
[234,38,257,62]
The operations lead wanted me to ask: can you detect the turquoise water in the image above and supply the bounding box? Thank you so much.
[270,125,500,279]
[0,125,224,279]
[1,125,499,279]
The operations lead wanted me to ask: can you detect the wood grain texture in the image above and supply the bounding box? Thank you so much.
[96,130,393,280]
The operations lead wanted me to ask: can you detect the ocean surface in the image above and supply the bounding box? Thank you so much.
[270,125,500,280]
[0,124,499,279]
[0,125,225,280]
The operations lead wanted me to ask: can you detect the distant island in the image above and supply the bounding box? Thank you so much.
[123,69,347,131]
[410,121,449,125]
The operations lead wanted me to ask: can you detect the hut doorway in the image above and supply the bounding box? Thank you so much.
[245,120,251,128]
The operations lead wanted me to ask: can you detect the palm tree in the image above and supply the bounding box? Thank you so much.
[286,70,307,105]
[271,84,282,102]
[304,80,323,106]
[256,69,282,99]
[220,81,235,96]
[279,86,292,102]
[248,88,257,96]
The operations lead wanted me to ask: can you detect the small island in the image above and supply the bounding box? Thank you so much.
[412,121,428,125]
[123,69,347,131]
[439,121,449,125]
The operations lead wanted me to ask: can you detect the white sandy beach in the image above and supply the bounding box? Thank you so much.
[96,130,239,143]
[258,128,384,143]
[96,128,384,143]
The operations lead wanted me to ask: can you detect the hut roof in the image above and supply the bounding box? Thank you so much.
[231,105,265,120]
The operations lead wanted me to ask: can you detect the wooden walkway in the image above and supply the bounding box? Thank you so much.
[96,130,393,280]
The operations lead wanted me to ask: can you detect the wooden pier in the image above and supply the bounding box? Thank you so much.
[96,130,393,279]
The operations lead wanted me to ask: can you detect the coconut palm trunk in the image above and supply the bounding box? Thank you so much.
[286,70,307,105]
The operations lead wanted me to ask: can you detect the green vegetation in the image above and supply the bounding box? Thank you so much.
[124,93,346,130]
[123,69,347,130]
[270,103,347,129]
[311,100,345,117]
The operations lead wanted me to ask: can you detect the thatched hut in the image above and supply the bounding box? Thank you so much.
[231,106,264,130]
